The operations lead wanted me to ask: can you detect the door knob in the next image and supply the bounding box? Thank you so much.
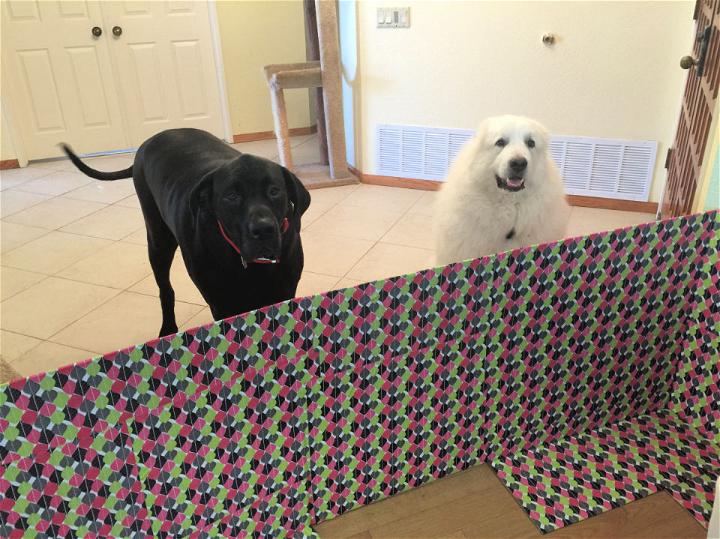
[112,26,122,37]
[680,55,696,69]
[91,26,102,37]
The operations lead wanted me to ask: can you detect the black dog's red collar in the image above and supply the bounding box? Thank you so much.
[216,217,290,258]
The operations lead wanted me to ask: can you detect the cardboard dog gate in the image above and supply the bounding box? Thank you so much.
[1,211,718,537]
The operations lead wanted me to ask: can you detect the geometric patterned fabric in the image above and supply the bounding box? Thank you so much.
[0,210,718,537]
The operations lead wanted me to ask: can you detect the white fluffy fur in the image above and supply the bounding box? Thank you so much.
[434,115,570,265]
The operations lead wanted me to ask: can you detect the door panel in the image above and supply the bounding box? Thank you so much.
[172,40,208,117]
[16,49,67,132]
[662,0,719,217]
[128,43,168,121]
[1,1,128,159]
[66,46,114,127]
[101,0,224,145]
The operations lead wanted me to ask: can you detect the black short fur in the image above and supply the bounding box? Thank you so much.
[62,128,310,337]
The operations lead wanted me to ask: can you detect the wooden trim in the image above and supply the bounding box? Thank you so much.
[351,167,658,212]
[0,159,20,170]
[232,125,317,144]
[565,195,658,213]
[352,168,442,191]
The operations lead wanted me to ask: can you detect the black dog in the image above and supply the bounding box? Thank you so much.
[62,128,310,336]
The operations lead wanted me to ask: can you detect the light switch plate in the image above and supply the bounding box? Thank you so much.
[377,7,410,28]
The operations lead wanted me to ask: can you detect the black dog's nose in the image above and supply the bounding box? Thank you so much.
[509,158,527,173]
[249,217,276,239]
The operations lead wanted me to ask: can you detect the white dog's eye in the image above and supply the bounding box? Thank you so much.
[526,139,536,149]
[495,139,507,148]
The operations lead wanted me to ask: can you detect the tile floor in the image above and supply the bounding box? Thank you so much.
[314,465,705,539]
[0,135,655,379]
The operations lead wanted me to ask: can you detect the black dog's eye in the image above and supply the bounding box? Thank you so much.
[224,192,240,201]
[495,139,507,148]
[268,186,281,198]
[526,139,536,149]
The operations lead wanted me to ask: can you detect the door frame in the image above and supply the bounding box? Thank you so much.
[208,0,233,143]
[1,0,233,166]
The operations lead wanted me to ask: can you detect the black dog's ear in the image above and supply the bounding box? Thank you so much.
[188,171,215,221]
[283,168,311,226]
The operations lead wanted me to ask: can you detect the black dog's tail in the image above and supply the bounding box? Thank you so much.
[60,144,133,181]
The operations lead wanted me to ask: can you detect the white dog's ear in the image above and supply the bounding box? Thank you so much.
[475,119,490,143]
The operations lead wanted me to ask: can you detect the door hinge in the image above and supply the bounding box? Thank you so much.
[665,148,674,169]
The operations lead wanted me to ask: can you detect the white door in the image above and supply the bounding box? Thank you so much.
[100,1,225,146]
[1,1,129,159]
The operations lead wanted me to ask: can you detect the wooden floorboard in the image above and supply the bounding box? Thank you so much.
[314,464,707,539]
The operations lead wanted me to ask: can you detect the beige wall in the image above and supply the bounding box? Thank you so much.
[355,1,694,202]
[1,104,17,161]
[216,0,311,136]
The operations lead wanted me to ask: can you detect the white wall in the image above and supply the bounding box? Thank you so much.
[354,1,694,201]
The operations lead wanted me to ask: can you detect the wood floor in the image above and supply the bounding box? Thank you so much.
[314,465,707,539]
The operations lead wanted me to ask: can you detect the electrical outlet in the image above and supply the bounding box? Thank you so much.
[377,7,410,28]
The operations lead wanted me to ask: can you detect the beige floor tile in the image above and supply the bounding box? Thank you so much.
[291,134,317,147]
[292,137,322,166]
[347,242,435,283]
[0,330,41,362]
[340,185,424,213]
[50,291,204,353]
[122,227,148,245]
[129,252,206,305]
[31,158,81,173]
[57,241,152,289]
[0,167,55,190]
[2,231,112,274]
[566,207,656,237]
[1,267,46,301]
[63,178,137,204]
[0,222,49,253]
[308,184,360,207]
[1,277,119,339]
[305,204,403,241]
[115,194,142,209]
[180,307,214,331]
[84,154,135,171]
[382,211,435,249]
[408,190,439,216]
[301,201,333,230]
[11,341,97,377]
[231,139,280,159]
[60,204,144,240]
[296,271,340,297]
[302,230,374,277]
[4,197,107,230]
[13,170,92,196]
[334,277,364,290]
[0,191,52,218]
[32,153,135,174]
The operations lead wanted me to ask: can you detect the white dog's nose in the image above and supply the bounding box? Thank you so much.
[509,157,527,173]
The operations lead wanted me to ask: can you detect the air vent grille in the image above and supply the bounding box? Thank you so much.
[377,124,656,201]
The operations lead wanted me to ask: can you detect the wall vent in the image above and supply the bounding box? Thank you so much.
[377,124,657,201]
[377,124,474,181]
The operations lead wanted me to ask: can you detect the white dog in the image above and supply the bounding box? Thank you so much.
[434,115,570,265]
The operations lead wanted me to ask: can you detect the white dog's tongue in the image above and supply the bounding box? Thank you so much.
[506,178,524,188]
